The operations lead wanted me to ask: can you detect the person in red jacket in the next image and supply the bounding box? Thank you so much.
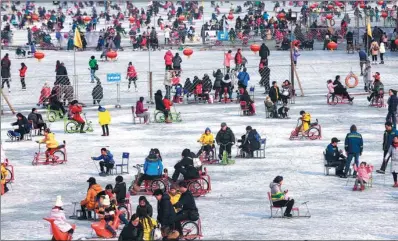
[70,100,86,133]
[19,62,27,90]
[164,50,173,70]
[234,48,243,71]
[126,62,138,91]
[135,97,150,124]
[162,96,172,111]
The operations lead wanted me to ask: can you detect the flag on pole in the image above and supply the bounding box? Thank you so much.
[367,17,372,38]
[74,27,83,49]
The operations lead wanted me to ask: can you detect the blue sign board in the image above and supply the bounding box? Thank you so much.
[217,31,229,41]
[107,73,121,83]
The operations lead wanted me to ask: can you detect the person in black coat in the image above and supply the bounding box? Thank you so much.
[333,75,353,101]
[28,108,47,134]
[173,183,199,237]
[118,214,144,241]
[153,189,176,236]
[239,89,254,113]
[114,175,126,205]
[172,149,200,182]
[183,78,193,95]
[55,62,69,85]
[259,59,270,93]
[92,81,104,105]
[172,53,182,70]
[238,126,261,157]
[11,113,30,139]
[386,89,398,128]
[259,43,270,61]
[202,74,212,93]
[49,89,66,116]
[136,196,153,217]
[216,122,235,159]
[155,89,169,122]
[269,81,280,117]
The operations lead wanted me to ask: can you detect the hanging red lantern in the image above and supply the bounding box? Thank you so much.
[326,14,333,20]
[183,48,193,58]
[106,51,118,60]
[377,0,384,5]
[34,52,45,61]
[310,4,316,9]
[381,11,388,18]
[327,4,334,10]
[84,16,91,22]
[227,13,234,20]
[250,44,261,53]
[129,17,135,23]
[277,12,286,19]
[327,41,338,50]
[360,3,365,8]
[31,14,39,21]
[178,15,185,21]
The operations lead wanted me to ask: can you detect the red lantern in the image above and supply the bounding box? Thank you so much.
[183,48,193,58]
[84,16,91,22]
[326,14,333,20]
[394,39,398,46]
[227,13,234,20]
[31,14,39,21]
[250,44,261,53]
[327,41,338,50]
[178,15,185,21]
[360,3,365,8]
[310,4,316,9]
[106,51,118,60]
[277,12,285,19]
[381,11,388,18]
[327,4,334,10]
[335,1,343,7]
[129,17,135,23]
[34,52,45,61]
[378,0,384,5]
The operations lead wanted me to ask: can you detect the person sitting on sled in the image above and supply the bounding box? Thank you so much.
[132,150,163,192]
[297,110,311,134]
[171,149,200,183]
[196,128,215,158]
[1,156,9,195]
[269,176,295,217]
[49,195,74,240]
[91,148,115,176]
[37,128,59,162]
[97,195,117,238]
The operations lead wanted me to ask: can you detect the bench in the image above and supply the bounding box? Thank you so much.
[131,106,144,124]
[267,192,299,218]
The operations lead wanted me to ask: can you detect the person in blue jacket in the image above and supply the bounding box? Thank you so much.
[325,137,346,176]
[343,125,363,178]
[133,149,163,191]
[92,148,115,176]
[262,11,269,21]
[237,67,250,90]
[358,48,367,75]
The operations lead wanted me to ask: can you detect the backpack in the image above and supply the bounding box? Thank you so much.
[254,132,261,142]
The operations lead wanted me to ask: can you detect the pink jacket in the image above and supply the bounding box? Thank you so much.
[164,50,173,66]
[327,83,337,93]
[224,53,232,67]
[354,164,373,182]
[136,101,147,114]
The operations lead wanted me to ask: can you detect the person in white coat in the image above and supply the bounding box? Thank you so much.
[164,26,171,45]
[384,136,398,187]
[379,42,386,64]
[49,196,74,238]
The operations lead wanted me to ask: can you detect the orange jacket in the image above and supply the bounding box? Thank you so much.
[80,184,103,209]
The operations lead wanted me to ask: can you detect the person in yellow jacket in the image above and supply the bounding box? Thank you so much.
[196,127,215,157]
[37,128,59,162]
[138,211,158,241]
[169,184,181,212]
[298,110,311,133]
[1,162,9,195]
[98,106,111,136]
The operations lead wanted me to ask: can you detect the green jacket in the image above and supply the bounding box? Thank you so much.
[89,59,97,69]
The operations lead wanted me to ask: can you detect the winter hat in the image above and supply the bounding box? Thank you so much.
[139,97,144,102]
[44,82,49,87]
[152,189,163,196]
[182,149,191,157]
[273,176,283,183]
[55,195,63,207]
[350,125,357,132]
[205,127,211,133]
[115,175,123,183]
[102,195,110,206]
[87,177,96,184]
[221,122,227,127]
[170,184,178,190]
[246,126,252,131]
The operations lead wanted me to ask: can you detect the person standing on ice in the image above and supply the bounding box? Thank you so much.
[386,89,398,129]
[49,196,74,240]
[164,50,173,70]
[376,121,397,174]
[383,136,398,187]
[19,62,27,90]
[153,189,176,238]
[234,48,243,71]
[98,106,111,136]
[343,125,363,178]
[88,56,98,83]
[92,148,115,176]
[269,176,295,218]
[126,62,138,91]
[237,67,250,90]
[358,48,367,76]
[1,53,11,92]
[224,50,233,73]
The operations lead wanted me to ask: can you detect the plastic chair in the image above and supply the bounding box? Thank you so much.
[115,152,130,174]
[131,106,144,124]
[267,192,299,218]
[43,218,76,241]
[253,138,266,158]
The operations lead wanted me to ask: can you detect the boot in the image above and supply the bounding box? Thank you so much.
[367,96,371,102]
[360,185,365,191]
[376,169,385,174]
[80,123,86,133]
[353,185,357,191]
[393,182,398,187]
